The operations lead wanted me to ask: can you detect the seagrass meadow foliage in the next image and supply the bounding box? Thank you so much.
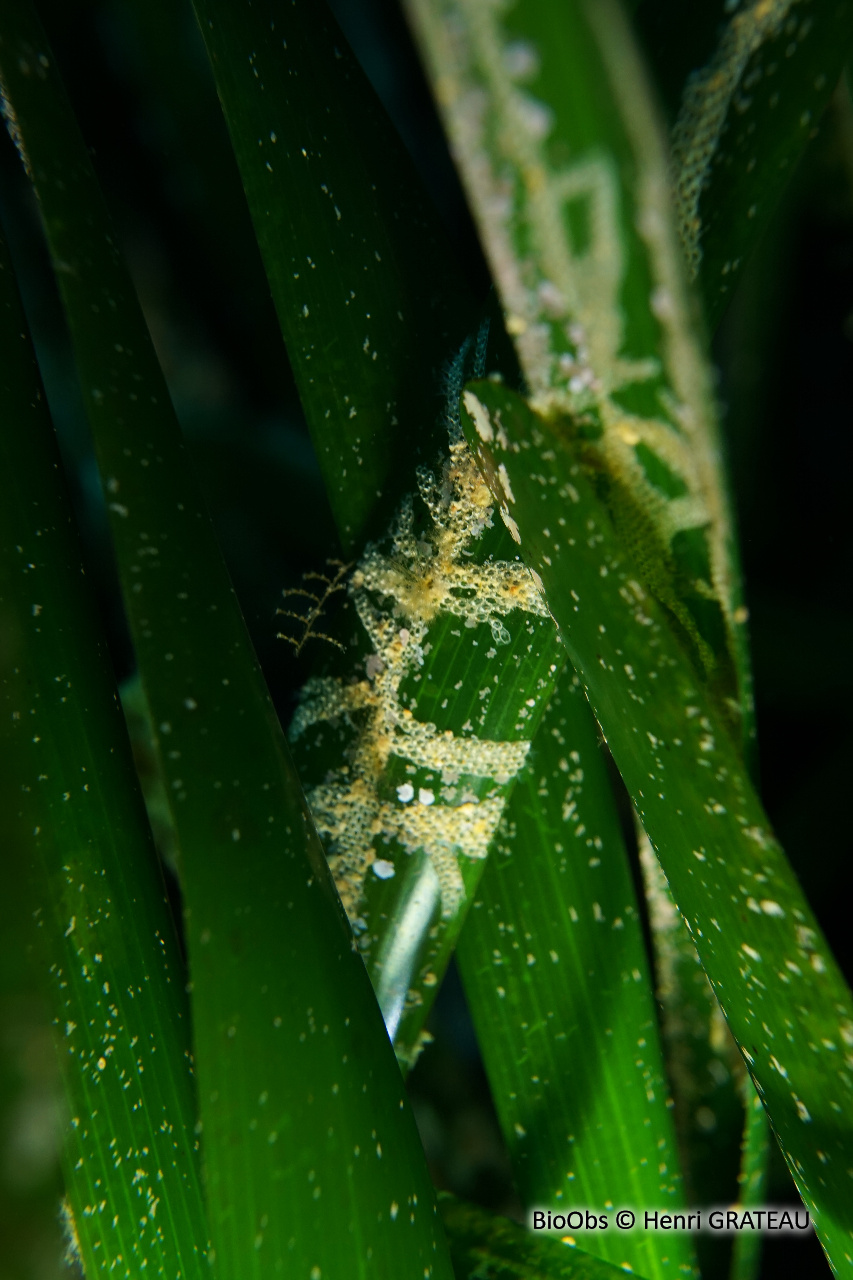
[0,1,852,1278]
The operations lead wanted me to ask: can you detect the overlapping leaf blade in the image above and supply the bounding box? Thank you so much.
[0,7,455,1278]
[286,397,566,1067]
[404,0,749,1268]
[461,377,853,1272]
[190,0,576,1066]
[458,674,696,1279]
[730,1079,771,1280]
[191,0,478,552]
[0,224,208,1279]
[404,0,753,756]
[637,828,752,1279]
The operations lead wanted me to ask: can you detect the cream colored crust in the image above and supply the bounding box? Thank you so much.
[291,428,549,925]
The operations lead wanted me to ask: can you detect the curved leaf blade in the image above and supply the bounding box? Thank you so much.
[404,0,754,762]
[461,377,853,1273]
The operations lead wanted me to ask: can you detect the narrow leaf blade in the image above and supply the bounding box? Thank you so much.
[192,0,478,549]
[0,224,209,1280]
[458,674,696,1279]
[462,377,853,1272]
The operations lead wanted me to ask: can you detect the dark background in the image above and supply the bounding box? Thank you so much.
[0,2,850,1277]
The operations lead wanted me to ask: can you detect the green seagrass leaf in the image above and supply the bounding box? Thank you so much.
[287,395,566,1068]
[0,220,210,1280]
[729,1078,772,1280]
[403,0,754,762]
[457,673,696,1279]
[637,826,751,1279]
[191,0,479,552]
[460,376,853,1274]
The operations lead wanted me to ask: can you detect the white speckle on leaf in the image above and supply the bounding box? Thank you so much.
[500,509,521,543]
[462,390,494,441]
